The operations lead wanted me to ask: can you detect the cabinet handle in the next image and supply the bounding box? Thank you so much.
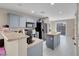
[72,37,75,40]
[74,43,76,45]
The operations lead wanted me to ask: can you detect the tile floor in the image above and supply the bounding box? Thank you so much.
[43,35,76,56]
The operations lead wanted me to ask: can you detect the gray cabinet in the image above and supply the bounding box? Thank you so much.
[27,42,43,56]
[46,34,60,49]
[19,16,26,27]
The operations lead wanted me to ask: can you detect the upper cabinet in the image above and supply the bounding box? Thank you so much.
[8,14,27,28]
[8,14,20,27]
[20,16,26,27]
[8,14,37,28]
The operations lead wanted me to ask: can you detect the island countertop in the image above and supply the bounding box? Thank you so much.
[47,32,61,36]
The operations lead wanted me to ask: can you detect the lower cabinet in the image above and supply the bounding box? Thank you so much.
[46,34,60,49]
[4,38,27,56]
[27,42,43,56]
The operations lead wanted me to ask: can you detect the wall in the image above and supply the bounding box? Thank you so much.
[49,21,56,32]
[0,9,8,26]
[0,9,8,39]
[66,19,75,38]
[49,17,57,33]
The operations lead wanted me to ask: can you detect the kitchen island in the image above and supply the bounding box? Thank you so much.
[46,32,61,49]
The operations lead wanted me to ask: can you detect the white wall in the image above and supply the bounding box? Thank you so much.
[0,9,8,26]
[49,21,56,32]
[66,19,75,38]
[0,9,8,39]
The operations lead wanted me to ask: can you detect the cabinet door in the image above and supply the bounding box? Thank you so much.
[19,16,26,27]
[4,39,19,56]
[18,38,27,56]
[46,35,54,49]
[54,35,60,48]
[9,14,20,27]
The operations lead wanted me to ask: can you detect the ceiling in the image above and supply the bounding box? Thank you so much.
[0,3,76,20]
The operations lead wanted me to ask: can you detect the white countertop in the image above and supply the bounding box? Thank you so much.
[47,32,61,36]
[0,31,29,41]
[27,37,43,48]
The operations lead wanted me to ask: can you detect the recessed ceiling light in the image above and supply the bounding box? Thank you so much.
[50,3,55,5]
[18,3,23,6]
[40,11,45,14]
[59,11,63,14]
[32,10,34,13]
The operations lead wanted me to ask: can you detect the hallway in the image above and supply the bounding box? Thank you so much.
[43,35,76,56]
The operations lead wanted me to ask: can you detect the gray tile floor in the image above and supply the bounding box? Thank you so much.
[43,35,76,56]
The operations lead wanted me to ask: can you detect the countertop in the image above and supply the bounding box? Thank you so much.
[27,37,43,48]
[0,31,29,41]
[47,32,61,36]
